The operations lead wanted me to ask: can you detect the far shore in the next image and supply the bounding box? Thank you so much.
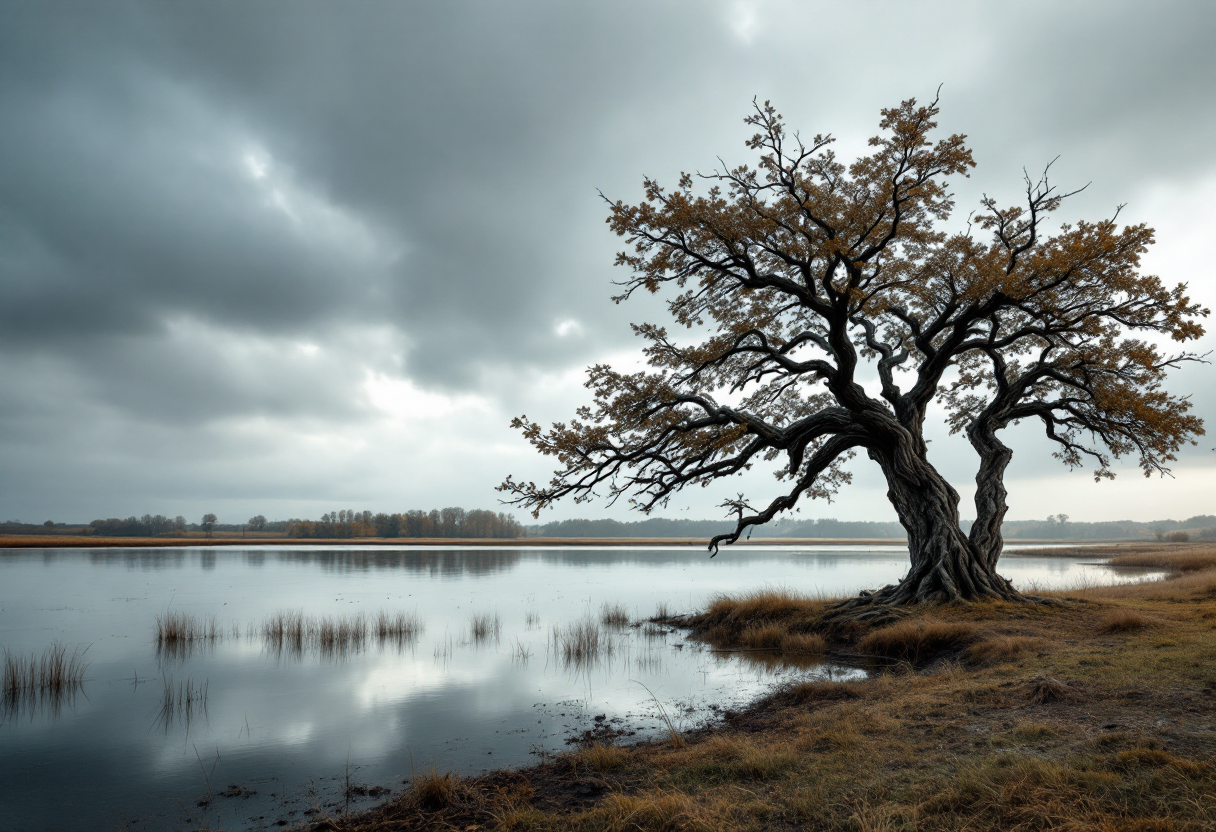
[0,533,1146,550]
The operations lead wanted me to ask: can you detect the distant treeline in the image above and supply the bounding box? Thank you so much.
[285,508,524,539]
[6,511,1213,542]
[90,515,187,536]
[994,514,1216,541]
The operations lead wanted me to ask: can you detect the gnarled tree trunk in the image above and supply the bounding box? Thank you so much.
[851,435,1018,605]
[968,423,1013,572]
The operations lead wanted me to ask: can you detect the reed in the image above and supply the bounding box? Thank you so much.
[550,617,615,667]
[524,609,541,629]
[600,602,631,629]
[315,613,369,654]
[262,610,308,654]
[155,611,221,658]
[261,610,371,657]
[3,643,89,710]
[469,611,502,644]
[375,611,423,643]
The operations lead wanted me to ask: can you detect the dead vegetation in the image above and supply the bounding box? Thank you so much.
[549,618,617,668]
[260,609,425,657]
[600,602,631,629]
[470,611,502,644]
[2,643,89,716]
[324,542,1216,831]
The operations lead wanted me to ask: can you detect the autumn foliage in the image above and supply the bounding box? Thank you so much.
[502,95,1206,604]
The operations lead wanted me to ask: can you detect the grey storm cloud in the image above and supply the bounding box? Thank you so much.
[2,1,1214,522]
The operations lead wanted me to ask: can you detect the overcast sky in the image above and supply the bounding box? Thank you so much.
[2,1,1214,526]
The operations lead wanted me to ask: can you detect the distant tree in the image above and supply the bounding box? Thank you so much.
[502,95,1207,605]
[43,520,54,528]
[201,513,218,539]
[248,515,267,533]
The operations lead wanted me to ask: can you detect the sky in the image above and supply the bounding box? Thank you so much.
[2,1,1214,527]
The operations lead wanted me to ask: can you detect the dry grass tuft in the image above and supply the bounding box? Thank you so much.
[963,635,1044,665]
[779,632,827,655]
[1026,675,1079,703]
[600,602,630,628]
[585,788,706,832]
[857,619,980,663]
[578,743,630,773]
[408,769,460,811]
[737,623,785,649]
[1113,747,1205,775]
[790,680,859,704]
[703,588,817,625]
[1098,609,1153,633]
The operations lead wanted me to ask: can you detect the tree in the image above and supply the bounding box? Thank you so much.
[248,514,267,533]
[501,96,1207,605]
[201,513,217,539]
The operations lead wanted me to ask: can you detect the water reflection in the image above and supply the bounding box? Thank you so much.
[271,548,524,576]
[1,543,1137,832]
[153,675,209,732]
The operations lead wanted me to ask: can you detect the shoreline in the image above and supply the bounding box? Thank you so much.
[324,542,1216,831]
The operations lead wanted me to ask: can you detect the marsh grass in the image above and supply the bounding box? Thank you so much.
[600,602,630,629]
[856,619,980,663]
[155,611,221,658]
[259,610,424,657]
[375,611,423,644]
[2,643,89,717]
[1107,549,1216,573]
[315,614,370,655]
[524,609,541,629]
[549,618,615,668]
[469,611,502,644]
[407,769,460,811]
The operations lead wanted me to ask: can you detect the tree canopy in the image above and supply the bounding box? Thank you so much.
[501,96,1207,604]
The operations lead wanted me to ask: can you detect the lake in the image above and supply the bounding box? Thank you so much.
[0,544,1149,831]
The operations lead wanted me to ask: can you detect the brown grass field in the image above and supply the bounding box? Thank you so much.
[324,542,1216,832]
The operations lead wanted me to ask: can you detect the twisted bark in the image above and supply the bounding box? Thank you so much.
[838,433,1018,607]
[968,423,1013,571]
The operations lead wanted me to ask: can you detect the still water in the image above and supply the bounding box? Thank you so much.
[0,544,1143,831]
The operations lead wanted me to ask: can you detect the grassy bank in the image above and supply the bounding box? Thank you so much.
[328,543,1216,832]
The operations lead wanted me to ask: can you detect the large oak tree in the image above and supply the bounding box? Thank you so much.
[502,97,1207,605]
